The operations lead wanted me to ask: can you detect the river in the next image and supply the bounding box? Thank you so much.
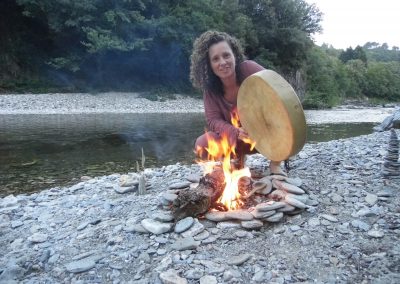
[0,107,395,196]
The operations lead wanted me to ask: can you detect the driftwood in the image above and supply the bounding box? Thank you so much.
[172,168,226,221]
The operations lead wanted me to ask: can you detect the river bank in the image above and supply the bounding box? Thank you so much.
[0,93,398,124]
[1,130,399,283]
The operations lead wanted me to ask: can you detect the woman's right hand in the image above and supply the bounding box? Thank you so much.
[238,127,250,141]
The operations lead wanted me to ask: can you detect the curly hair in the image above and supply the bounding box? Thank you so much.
[190,30,245,96]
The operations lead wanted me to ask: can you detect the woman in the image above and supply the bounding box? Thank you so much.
[190,30,285,175]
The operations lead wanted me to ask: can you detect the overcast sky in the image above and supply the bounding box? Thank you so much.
[305,0,399,49]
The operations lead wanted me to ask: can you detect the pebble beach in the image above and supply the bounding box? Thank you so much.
[1,93,399,283]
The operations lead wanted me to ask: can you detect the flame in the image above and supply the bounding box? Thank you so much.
[196,110,257,210]
[230,109,256,151]
[231,109,241,128]
[197,133,249,210]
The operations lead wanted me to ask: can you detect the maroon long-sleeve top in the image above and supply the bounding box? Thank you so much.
[203,60,265,145]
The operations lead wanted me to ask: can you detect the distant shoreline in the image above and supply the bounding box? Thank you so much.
[0,92,204,115]
[0,92,397,124]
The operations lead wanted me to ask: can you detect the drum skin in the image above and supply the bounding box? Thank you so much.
[237,70,307,161]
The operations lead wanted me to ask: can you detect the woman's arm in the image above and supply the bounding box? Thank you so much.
[203,92,239,146]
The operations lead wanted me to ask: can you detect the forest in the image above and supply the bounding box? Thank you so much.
[1,0,399,108]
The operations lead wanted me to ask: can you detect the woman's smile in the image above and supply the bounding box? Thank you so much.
[209,41,236,80]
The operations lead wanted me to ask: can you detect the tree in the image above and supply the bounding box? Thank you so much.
[363,62,400,100]
[304,46,345,108]
[339,45,367,64]
[2,0,323,93]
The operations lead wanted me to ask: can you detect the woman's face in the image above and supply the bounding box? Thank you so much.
[208,41,236,81]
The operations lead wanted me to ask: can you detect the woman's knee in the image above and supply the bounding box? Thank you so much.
[194,132,220,159]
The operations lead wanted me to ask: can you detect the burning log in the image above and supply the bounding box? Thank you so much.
[172,167,226,221]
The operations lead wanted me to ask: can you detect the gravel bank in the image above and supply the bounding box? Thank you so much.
[1,93,397,124]
[0,93,204,114]
[1,130,399,283]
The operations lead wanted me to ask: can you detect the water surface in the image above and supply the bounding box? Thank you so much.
[0,113,378,196]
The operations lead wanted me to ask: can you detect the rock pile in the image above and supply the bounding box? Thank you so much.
[382,129,400,178]
[374,108,400,132]
[151,172,317,234]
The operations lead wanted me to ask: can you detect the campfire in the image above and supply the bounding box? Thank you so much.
[195,110,257,212]
[165,109,310,224]
[196,133,251,211]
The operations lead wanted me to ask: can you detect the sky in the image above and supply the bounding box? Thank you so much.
[305,0,399,49]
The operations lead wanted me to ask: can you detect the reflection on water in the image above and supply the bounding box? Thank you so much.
[0,113,377,196]
[306,123,376,143]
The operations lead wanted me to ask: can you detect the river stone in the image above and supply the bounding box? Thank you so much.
[1,194,19,208]
[365,193,378,206]
[320,214,338,222]
[306,199,319,206]
[351,220,371,231]
[250,209,277,219]
[268,189,287,200]
[65,257,96,273]
[170,237,200,251]
[115,186,136,194]
[181,219,205,238]
[376,189,393,197]
[274,180,305,194]
[162,192,178,202]
[125,223,149,233]
[367,230,384,238]
[290,225,301,232]
[175,217,194,233]
[252,269,265,282]
[159,269,188,284]
[225,210,254,221]
[186,174,201,183]
[169,182,191,189]
[308,218,320,227]
[235,230,249,238]
[289,194,309,204]
[11,220,24,228]
[269,174,287,181]
[194,230,210,241]
[119,174,139,187]
[285,177,303,187]
[152,212,175,222]
[278,204,296,212]
[330,193,343,203]
[285,195,307,209]
[216,221,241,230]
[256,201,286,211]
[227,253,251,266]
[202,236,218,244]
[200,275,217,284]
[0,264,25,281]
[241,219,264,230]
[141,219,173,235]
[205,211,230,222]
[265,212,284,223]
[185,269,203,279]
[356,208,378,217]
[28,233,48,243]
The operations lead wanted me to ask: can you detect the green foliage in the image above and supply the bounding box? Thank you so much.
[240,0,322,72]
[344,60,367,97]
[1,0,322,93]
[363,42,400,62]
[2,0,399,108]
[339,46,367,64]
[303,44,400,108]
[304,47,344,108]
[363,62,400,100]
